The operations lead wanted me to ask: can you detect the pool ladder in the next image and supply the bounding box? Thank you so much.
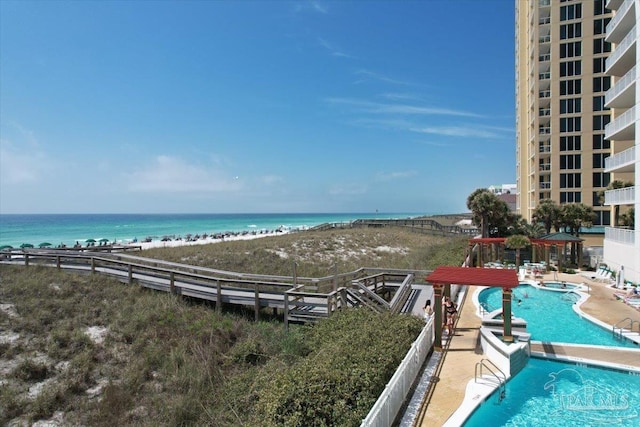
[475,358,506,403]
[613,318,640,340]
[479,302,496,316]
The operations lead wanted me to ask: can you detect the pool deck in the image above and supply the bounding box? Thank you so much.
[418,271,640,427]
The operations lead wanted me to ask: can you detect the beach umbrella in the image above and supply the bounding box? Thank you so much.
[98,238,109,243]
[85,238,97,243]
[38,242,52,248]
[20,243,34,248]
[0,245,13,250]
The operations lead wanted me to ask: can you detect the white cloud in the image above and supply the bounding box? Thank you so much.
[0,133,51,185]
[317,37,352,58]
[375,170,418,182]
[326,97,481,118]
[328,183,368,196]
[124,155,242,193]
[409,126,499,139]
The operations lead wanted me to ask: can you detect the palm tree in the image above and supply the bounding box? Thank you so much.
[466,188,512,238]
[505,234,531,269]
[560,203,595,265]
[532,199,561,234]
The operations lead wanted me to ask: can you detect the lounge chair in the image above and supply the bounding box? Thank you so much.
[580,266,608,280]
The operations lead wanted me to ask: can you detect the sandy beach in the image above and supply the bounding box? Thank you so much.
[136,229,292,250]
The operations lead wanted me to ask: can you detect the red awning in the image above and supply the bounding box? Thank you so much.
[426,266,519,288]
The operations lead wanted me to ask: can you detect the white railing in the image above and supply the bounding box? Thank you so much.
[605,104,636,140]
[361,319,434,427]
[539,0,550,7]
[605,25,636,74]
[605,65,636,107]
[539,16,550,25]
[605,186,636,205]
[539,35,551,43]
[605,146,636,171]
[539,54,551,62]
[606,0,633,37]
[605,227,635,245]
[539,108,551,116]
[538,72,550,80]
[539,164,551,171]
[539,127,551,135]
[539,90,550,98]
[539,144,551,152]
[540,182,551,190]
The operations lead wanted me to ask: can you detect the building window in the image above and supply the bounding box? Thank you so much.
[593,210,610,226]
[593,172,611,189]
[560,98,581,113]
[560,60,581,77]
[592,152,610,168]
[593,114,610,130]
[560,22,582,39]
[593,76,611,92]
[594,18,611,35]
[560,154,581,170]
[560,79,581,95]
[560,117,581,132]
[560,41,582,58]
[560,135,581,151]
[560,173,581,188]
[593,134,610,150]
[593,38,611,54]
[593,96,608,111]
[593,57,606,74]
[561,4,582,21]
[560,191,582,203]
[594,0,609,16]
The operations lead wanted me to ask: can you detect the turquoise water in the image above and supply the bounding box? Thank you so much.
[0,213,419,248]
[464,357,640,426]
[478,284,638,348]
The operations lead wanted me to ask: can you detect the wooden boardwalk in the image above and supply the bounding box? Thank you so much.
[0,249,429,325]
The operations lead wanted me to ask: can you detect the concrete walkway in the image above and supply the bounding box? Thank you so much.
[416,271,640,426]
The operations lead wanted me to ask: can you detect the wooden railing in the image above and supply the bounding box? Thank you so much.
[1,249,430,326]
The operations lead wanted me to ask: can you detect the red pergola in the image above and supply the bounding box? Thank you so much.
[426,266,519,350]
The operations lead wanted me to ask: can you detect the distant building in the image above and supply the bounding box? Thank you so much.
[488,184,517,195]
[497,192,518,212]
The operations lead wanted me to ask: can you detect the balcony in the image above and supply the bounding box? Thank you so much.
[605,227,635,245]
[539,127,551,135]
[539,144,551,154]
[605,145,636,173]
[605,65,636,109]
[539,108,551,117]
[539,35,551,44]
[540,182,551,190]
[605,0,634,44]
[606,0,623,11]
[539,16,550,25]
[605,104,636,141]
[606,26,637,76]
[539,90,550,99]
[539,0,550,7]
[539,163,551,172]
[538,72,550,80]
[538,54,551,62]
[605,186,637,205]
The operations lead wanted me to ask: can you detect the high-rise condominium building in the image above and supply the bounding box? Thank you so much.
[602,0,639,283]
[515,0,618,247]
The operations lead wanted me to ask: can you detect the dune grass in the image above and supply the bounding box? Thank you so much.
[1,228,467,426]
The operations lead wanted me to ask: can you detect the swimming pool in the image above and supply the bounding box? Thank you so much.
[463,357,640,426]
[478,284,638,348]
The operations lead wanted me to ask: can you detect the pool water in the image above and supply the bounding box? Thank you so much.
[478,284,638,348]
[463,357,640,426]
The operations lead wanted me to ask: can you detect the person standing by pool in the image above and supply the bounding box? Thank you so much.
[444,297,458,335]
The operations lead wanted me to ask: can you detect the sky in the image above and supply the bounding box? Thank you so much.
[0,0,516,215]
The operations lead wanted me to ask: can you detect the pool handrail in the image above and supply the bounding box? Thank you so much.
[613,317,640,340]
[474,358,506,402]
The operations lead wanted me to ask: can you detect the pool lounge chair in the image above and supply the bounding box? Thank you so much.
[580,266,608,280]
[594,269,614,283]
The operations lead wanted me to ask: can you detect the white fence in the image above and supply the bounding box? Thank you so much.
[360,318,435,427]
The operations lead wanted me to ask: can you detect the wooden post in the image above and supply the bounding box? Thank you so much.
[284,291,289,330]
[169,272,175,294]
[128,265,133,284]
[56,256,61,269]
[91,258,95,273]
[254,284,260,321]
[502,288,513,342]
[433,283,444,351]
[340,287,347,310]
[216,280,222,313]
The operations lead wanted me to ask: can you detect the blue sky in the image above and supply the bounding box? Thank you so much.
[0,0,516,214]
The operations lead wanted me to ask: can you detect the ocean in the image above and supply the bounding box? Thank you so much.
[0,213,421,248]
